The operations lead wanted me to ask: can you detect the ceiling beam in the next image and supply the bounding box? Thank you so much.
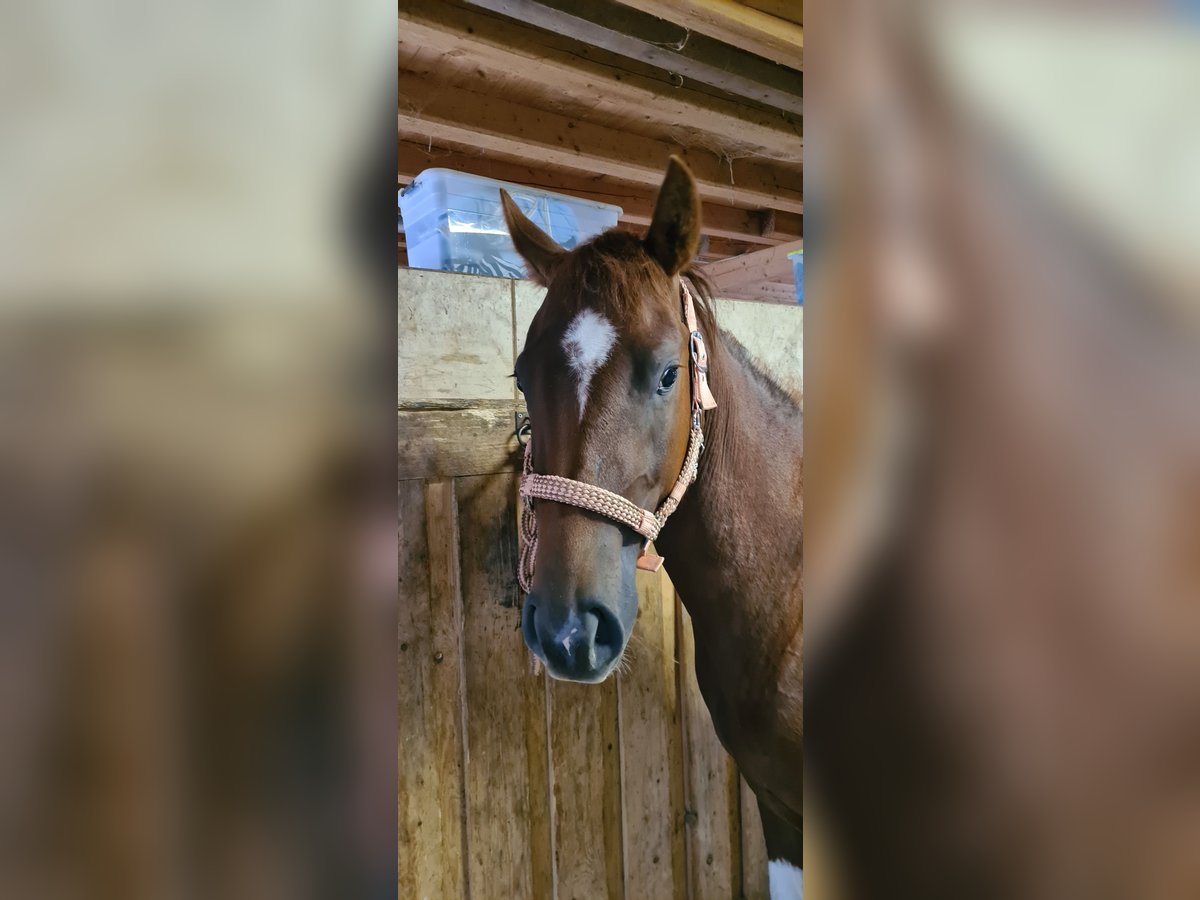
[398,71,803,214]
[611,0,803,70]
[397,0,801,165]
[398,141,800,245]
[701,239,803,289]
[462,0,802,115]
[717,280,799,304]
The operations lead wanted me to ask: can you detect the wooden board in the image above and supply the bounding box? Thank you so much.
[398,479,468,898]
[398,402,524,481]
[740,776,770,899]
[548,676,625,900]
[676,601,741,900]
[611,0,804,70]
[398,70,804,215]
[464,0,803,115]
[457,472,552,899]
[618,566,688,899]
[398,0,802,165]
[702,240,803,290]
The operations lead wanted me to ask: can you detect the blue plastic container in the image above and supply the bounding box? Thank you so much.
[788,248,803,304]
[399,169,621,278]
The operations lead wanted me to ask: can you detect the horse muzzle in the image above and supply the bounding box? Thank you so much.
[522,595,626,683]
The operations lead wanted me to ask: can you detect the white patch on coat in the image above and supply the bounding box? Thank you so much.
[561,309,617,420]
[769,859,803,900]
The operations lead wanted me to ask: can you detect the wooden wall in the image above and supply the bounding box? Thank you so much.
[399,269,801,899]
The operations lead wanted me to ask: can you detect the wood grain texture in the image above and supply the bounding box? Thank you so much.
[457,473,550,899]
[677,600,740,900]
[398,479,468,899]
[549,676,625,900]
[397,70,804,215]
[611,0,803,70]
[617,566,688,900]
[398,403,524,481]
[398,269,515,402]
[463,0,804,115]
[739,776,770,900]
[397,0,802,165]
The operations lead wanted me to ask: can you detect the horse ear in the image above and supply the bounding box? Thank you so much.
[501,189,565,286]
[644,156,702,276]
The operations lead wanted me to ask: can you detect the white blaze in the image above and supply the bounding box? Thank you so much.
[561,308,617,420]
[769,860,803,900]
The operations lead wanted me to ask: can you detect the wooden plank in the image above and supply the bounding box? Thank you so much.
[398,70,804,215]
[716,281,799,305]
[741,0,803,28]
[397,0,802,164]
[677,600,740,900]
[701,240,802,289]
[398,480,468,899]
[548,677,625,900]
[399,141,794,246]
[617,565,688,899]
[463,0,803,115]
[739,776,770,900]
[457,472,553,899]
[758,209,804,242]
[398,403,524,481]
[612,0,803,70]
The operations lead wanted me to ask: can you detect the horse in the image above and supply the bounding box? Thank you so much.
[501,157,805,897]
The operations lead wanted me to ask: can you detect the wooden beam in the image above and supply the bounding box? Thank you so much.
[614,221,757,260]
[611,0,803,70]
[398,71,803,214]
[741,0,803,28]
[398,141,800,245]
[758,209,804,241]
[462,0,802,115]
[717,280,798,304]
[701,239,802,289]
[397,1,802,165]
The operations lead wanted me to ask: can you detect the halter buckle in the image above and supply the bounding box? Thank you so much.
[689,330,708,372]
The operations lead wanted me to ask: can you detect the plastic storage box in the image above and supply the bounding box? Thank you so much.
[399,169,622,278]
[788,248,803,304]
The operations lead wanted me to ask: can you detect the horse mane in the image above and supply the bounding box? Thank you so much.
[683,267,801,413]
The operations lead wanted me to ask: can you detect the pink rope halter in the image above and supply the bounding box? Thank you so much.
[518,280,718,594]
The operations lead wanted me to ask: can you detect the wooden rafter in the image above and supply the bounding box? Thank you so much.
[701,239,802,290]
[398,0,802,165]
[611,0,803,70]
[398,141,801,246]
[462,0,802,115]
[398,71,803,214]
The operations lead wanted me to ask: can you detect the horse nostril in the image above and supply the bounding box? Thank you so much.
[587,602,624,656]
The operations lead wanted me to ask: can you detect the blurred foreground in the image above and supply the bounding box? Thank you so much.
[0,2,396,898]
[805,2,1200,898]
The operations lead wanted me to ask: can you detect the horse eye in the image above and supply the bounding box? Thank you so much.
[657,365,680,393]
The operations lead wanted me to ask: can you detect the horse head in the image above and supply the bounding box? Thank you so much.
[504,157,712,683]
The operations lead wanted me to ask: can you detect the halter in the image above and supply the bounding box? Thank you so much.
[518,280,718,593]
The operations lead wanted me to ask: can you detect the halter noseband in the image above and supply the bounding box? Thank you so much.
[518,280,718,593]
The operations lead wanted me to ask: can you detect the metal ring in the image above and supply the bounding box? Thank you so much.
[515,414,532,447]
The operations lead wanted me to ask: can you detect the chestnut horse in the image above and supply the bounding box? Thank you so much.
[503,158,804,896]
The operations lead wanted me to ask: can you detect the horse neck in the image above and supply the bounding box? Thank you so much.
[656,333,804,666]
